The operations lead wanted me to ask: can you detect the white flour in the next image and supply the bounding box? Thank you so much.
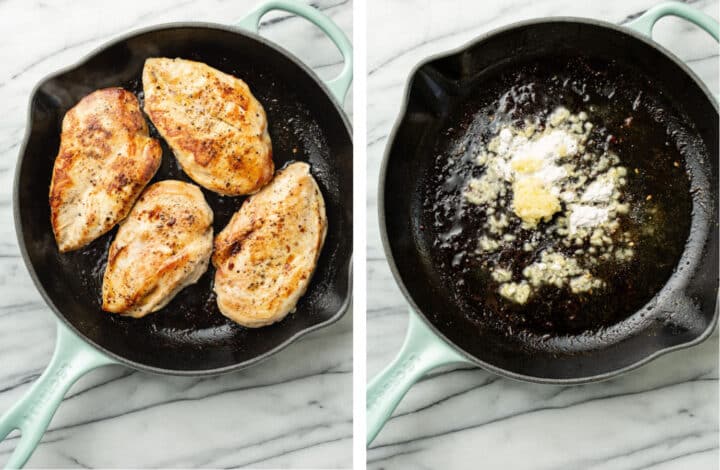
[498,129,578,188]
[581,177,614,203]
[569,204,609,234]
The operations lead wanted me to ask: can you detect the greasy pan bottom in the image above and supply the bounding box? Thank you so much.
[381,19,718,381]
[423,56,693,339]
[16,25,352,374]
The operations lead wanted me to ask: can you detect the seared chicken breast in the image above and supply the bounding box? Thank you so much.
[50,87,162,252]
[102,180,213,318]
[212,162,327,327]
[142,58,274,196]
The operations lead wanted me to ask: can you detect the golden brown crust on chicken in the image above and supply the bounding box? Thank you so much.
[142,58,274,196]
[212,162,327,327]
[50,87,162,252]
[102,180,213,318]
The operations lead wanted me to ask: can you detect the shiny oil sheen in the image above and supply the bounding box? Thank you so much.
[422,57,696,338]
[382,20,717,378]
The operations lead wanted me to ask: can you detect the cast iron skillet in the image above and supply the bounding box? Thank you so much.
[368,2,718,444]
[0,2,352,467]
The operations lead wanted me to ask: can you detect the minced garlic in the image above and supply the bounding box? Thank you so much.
[522,251,603,294]
[512,177,561,226]
[460,106,635,304]
[499,282,532,304]
[549,106,571,126]
[569,273,604,294]
[478,236,499,252]
[491,267,513,283]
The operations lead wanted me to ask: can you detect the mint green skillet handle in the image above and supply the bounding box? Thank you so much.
[626,3,719,101]
[237,0,353,104]
[0,322,115,469]
[367,310,470,445]
[627,1,719,41]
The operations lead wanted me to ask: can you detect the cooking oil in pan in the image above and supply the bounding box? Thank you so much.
[422,57,696,337]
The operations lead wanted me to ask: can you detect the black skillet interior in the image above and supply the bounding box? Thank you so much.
[16,25,352,373]
[383,20,718,381]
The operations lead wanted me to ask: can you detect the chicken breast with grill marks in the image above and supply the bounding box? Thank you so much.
[50,87,162,252]
[212,162,327,327]
[102,180,213,318]
[142,57,274,196]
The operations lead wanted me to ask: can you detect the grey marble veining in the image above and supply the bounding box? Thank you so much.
[0,0,352,468]
[367,0,719,468]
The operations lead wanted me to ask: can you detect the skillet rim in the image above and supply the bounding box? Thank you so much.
[378,16,719,385]
[14,21,353,376]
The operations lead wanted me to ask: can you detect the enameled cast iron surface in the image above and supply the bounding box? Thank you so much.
[381,19,718,381]
[15,24,352,374]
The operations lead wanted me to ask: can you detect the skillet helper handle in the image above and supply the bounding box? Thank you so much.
[626,2,719,41]
[367,310,469,446]
[0,323,114,469]
[627,4,719,102]
[237,0,353,104]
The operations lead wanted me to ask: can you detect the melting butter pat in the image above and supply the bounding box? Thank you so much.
[512,177,560,226]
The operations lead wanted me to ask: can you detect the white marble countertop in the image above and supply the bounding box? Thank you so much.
[367,0,719,469]
[0,0,352,468]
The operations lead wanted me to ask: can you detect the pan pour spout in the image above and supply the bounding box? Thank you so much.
[370,3,718,447]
